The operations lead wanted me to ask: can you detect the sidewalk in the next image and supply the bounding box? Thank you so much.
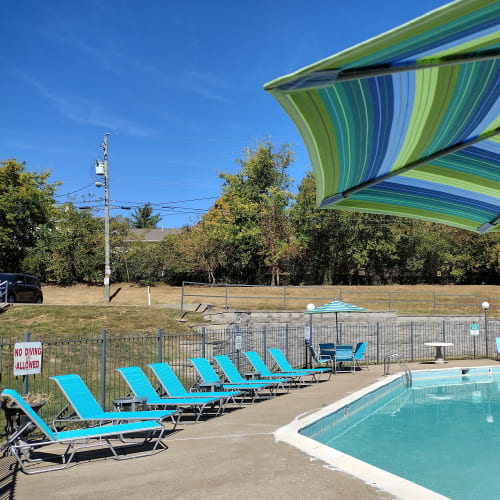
[10,360,492,499]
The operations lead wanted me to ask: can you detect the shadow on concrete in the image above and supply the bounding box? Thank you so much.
[0,454,19,500]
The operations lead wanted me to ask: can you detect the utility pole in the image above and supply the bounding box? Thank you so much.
[102,133,110,303]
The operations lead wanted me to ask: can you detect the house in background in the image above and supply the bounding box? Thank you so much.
[127,228,182,242]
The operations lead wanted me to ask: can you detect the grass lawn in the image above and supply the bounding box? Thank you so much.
[0,305,203,338]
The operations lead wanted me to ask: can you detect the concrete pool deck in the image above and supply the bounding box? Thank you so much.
[7,359,493,499]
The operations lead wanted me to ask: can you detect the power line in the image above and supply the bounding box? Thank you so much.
[54,183,96,198]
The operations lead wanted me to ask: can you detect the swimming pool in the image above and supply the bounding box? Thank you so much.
[276,367,500,500]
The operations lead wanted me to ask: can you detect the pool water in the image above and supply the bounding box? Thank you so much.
[301,370,500,499]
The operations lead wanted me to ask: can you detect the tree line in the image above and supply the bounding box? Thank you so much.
[1,145,498,287]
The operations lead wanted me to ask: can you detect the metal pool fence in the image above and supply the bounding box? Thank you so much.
[180,281,498,318]
[0,320,499,426]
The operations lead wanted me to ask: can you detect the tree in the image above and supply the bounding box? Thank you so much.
[23,204,103,284]
[290,171,399,285]
[129,203,161,228]
[0,159,58,271]
[210,140,297,284]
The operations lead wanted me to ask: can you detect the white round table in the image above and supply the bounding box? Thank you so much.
[424,342,453,363]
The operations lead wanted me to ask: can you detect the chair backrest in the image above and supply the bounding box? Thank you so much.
[268,348,294,371]
[1,389,55,440]
[243,352,272,377]
[496,338,500,353]
[319,343,335,353]
[148,363,189,397]
[335,344,353,358]
[116,367,163,404]
[214,355,244,383]
[353,342,367,359]
[189,358,222,383]
[51,374,104,418]
[308,345,319,362]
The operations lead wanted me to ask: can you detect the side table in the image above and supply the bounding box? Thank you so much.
[197,382,223,392]
[112,396,147,412]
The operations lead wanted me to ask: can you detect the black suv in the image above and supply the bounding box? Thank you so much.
[0,274,43,304]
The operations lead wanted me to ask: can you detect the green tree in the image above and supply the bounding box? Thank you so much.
[129,203,162,228]
[210,140,296,284]
[23,204,103,284]
[290,171,399,284]
[0,159,58,271]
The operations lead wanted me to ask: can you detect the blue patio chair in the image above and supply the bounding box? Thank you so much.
[496,338,500,361]
[268,348,331,381]
[319,343,335,356]
[334,344,355,374]
[309,346,333,370]
[353,342,368,370]
[50,374,177,425]
[147,362,241,405]
[214,355,289,393]
[1,389,167,474]
[189,358,272,403]
[116,366,226,423]
[243,351,314,385]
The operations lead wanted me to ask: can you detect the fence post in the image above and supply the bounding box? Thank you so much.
[283,286,287,310]
[388,292,392,310]
[263,326,267,365]
[225,284,228,310]
[101,329,107,410]
[22,331,30,396]
[201,327,206,359]
[236,324,240,371]
[442,321,446,361]
[158,328,163,363]
[285,324,289,360]
[376,322,380,365]
[179,282,185,320]
[339,287,343,300]
[410,322,414,362]
[433,292,436,314]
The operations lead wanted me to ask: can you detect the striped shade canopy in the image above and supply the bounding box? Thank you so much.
[265,0,500,234]
[305,300,367,314]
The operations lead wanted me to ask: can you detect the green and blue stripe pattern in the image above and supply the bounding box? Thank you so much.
[265,0,500,233]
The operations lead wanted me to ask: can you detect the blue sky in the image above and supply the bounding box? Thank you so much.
[1,0,450,227]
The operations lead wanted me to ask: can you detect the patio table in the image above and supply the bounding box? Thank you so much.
[424,342,453,364]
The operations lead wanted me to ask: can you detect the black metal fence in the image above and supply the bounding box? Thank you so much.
[1,320,499,425]
[180,281,499,317]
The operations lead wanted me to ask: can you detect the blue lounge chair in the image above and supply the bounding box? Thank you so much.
[116,366,226,423]
[309,345,333,369]
[1,389,167,474]
[268,348,332,381]
[496,338,500,361]
[214,355,289,393]
[334,344,355,373]
[147,362,242,405]
[353,342,368,370]
[243,351,314,385]
[190,358,272,403]
[51,374,177,425]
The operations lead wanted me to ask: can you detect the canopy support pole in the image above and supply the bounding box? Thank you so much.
[320,127,500,208]
[274,51,500,91]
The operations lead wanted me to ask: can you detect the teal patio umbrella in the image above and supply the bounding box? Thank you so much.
[264,0,500,233]
[305,300,367,343]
